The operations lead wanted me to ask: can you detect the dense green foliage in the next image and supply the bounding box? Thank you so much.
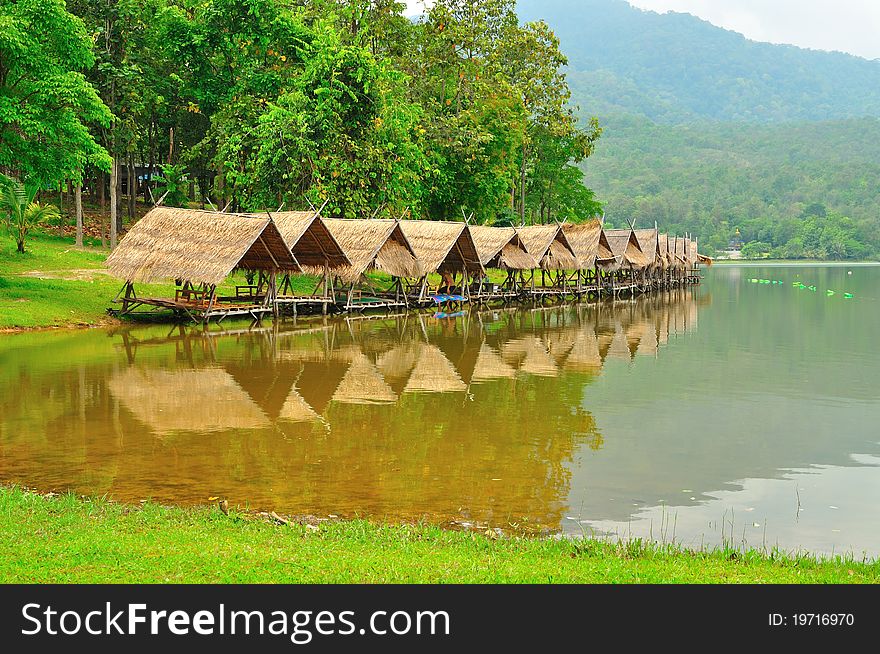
[0,0,112,195]
[3,486,878,582]
[40,0,600,225]
[518,0,880,124]
[585,115,880,258]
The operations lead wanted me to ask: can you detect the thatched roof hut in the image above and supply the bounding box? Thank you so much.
[106,207,298,285]
[688,238,712,266]
[263,211,350,270]
[657,234,671,269]
[672,236,687,269]
[562,219,603,269]
[398,220,483,275]
[604,228,651,269]
[108,367,271,433]
[518,224,578,271]
[596,229,621,270]
[634,228,659,268]
[683,237,695,266]
[323,218,421,282]
[468,225,536,270]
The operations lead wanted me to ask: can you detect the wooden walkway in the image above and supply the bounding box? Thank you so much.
[111,270,702,323]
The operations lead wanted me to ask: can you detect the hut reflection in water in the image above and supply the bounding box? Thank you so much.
[0,291,707,533]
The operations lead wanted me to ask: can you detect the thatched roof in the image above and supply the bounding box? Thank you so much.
[604,228,651,269]
[403,344,467,394]
[264,211,350,269]
[634,228,659,267]
[518,224,578,271]
[562,220,603,269]
[398,220,483,275]
[688,238,712,266]
[323,219,421,281]
[672,237,687,268]
[106,207,298,285]
[468,225,536,270]
[596,230,621,270]
[108,367,271,433]
[657,234,670,269]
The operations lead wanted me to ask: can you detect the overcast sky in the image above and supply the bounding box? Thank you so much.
[403,1,880,61]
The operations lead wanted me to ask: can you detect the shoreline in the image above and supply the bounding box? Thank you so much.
[1,486,877,583]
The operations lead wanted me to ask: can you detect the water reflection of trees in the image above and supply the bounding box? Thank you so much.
[0,290,705,532]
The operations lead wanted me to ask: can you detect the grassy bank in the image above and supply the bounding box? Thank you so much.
[0,232,321,330]
[1,487,876,583]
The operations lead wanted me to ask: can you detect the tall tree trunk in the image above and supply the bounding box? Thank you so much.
[110,158,118,249]
[127,154,136,220]
[519,143,527,225]
[75,182,83,248]
[146,114,155,203]
[168,126,174,164]
[115,158,123,234]
[98,171,106,215]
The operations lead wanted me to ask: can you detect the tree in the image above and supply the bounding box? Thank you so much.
[253,21,427,216]
[740,241,772,259]
[0,0,112,185]
[153,163,190,207]
[0,174,60,253]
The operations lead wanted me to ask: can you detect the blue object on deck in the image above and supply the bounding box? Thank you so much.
[432,294,467,304]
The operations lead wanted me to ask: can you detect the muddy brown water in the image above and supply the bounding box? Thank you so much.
[2,264,879,555]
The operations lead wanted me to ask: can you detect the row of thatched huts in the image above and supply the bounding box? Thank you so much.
[105,207,711,322]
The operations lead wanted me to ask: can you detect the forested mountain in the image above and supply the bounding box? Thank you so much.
[518,0,880,258]
[588,115,880,257]
[518,0,880,124]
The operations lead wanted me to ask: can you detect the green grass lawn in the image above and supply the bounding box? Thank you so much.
[0,232,324,329]
[1,487,876,583]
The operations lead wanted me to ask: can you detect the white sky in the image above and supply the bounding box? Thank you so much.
[627,0,880,60]
[403,1,880,61]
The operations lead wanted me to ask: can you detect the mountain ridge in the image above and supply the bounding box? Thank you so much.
[517,0,880,124]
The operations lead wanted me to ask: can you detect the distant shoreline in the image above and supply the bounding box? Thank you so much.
[710,260,880,266]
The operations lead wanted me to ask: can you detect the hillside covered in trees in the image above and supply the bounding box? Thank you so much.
[519,0,880,259]
[518,0,880,124]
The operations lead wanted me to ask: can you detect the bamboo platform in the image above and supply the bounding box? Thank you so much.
[114,296,275,322]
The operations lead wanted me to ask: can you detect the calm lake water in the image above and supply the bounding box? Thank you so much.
[1,263,878,557]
